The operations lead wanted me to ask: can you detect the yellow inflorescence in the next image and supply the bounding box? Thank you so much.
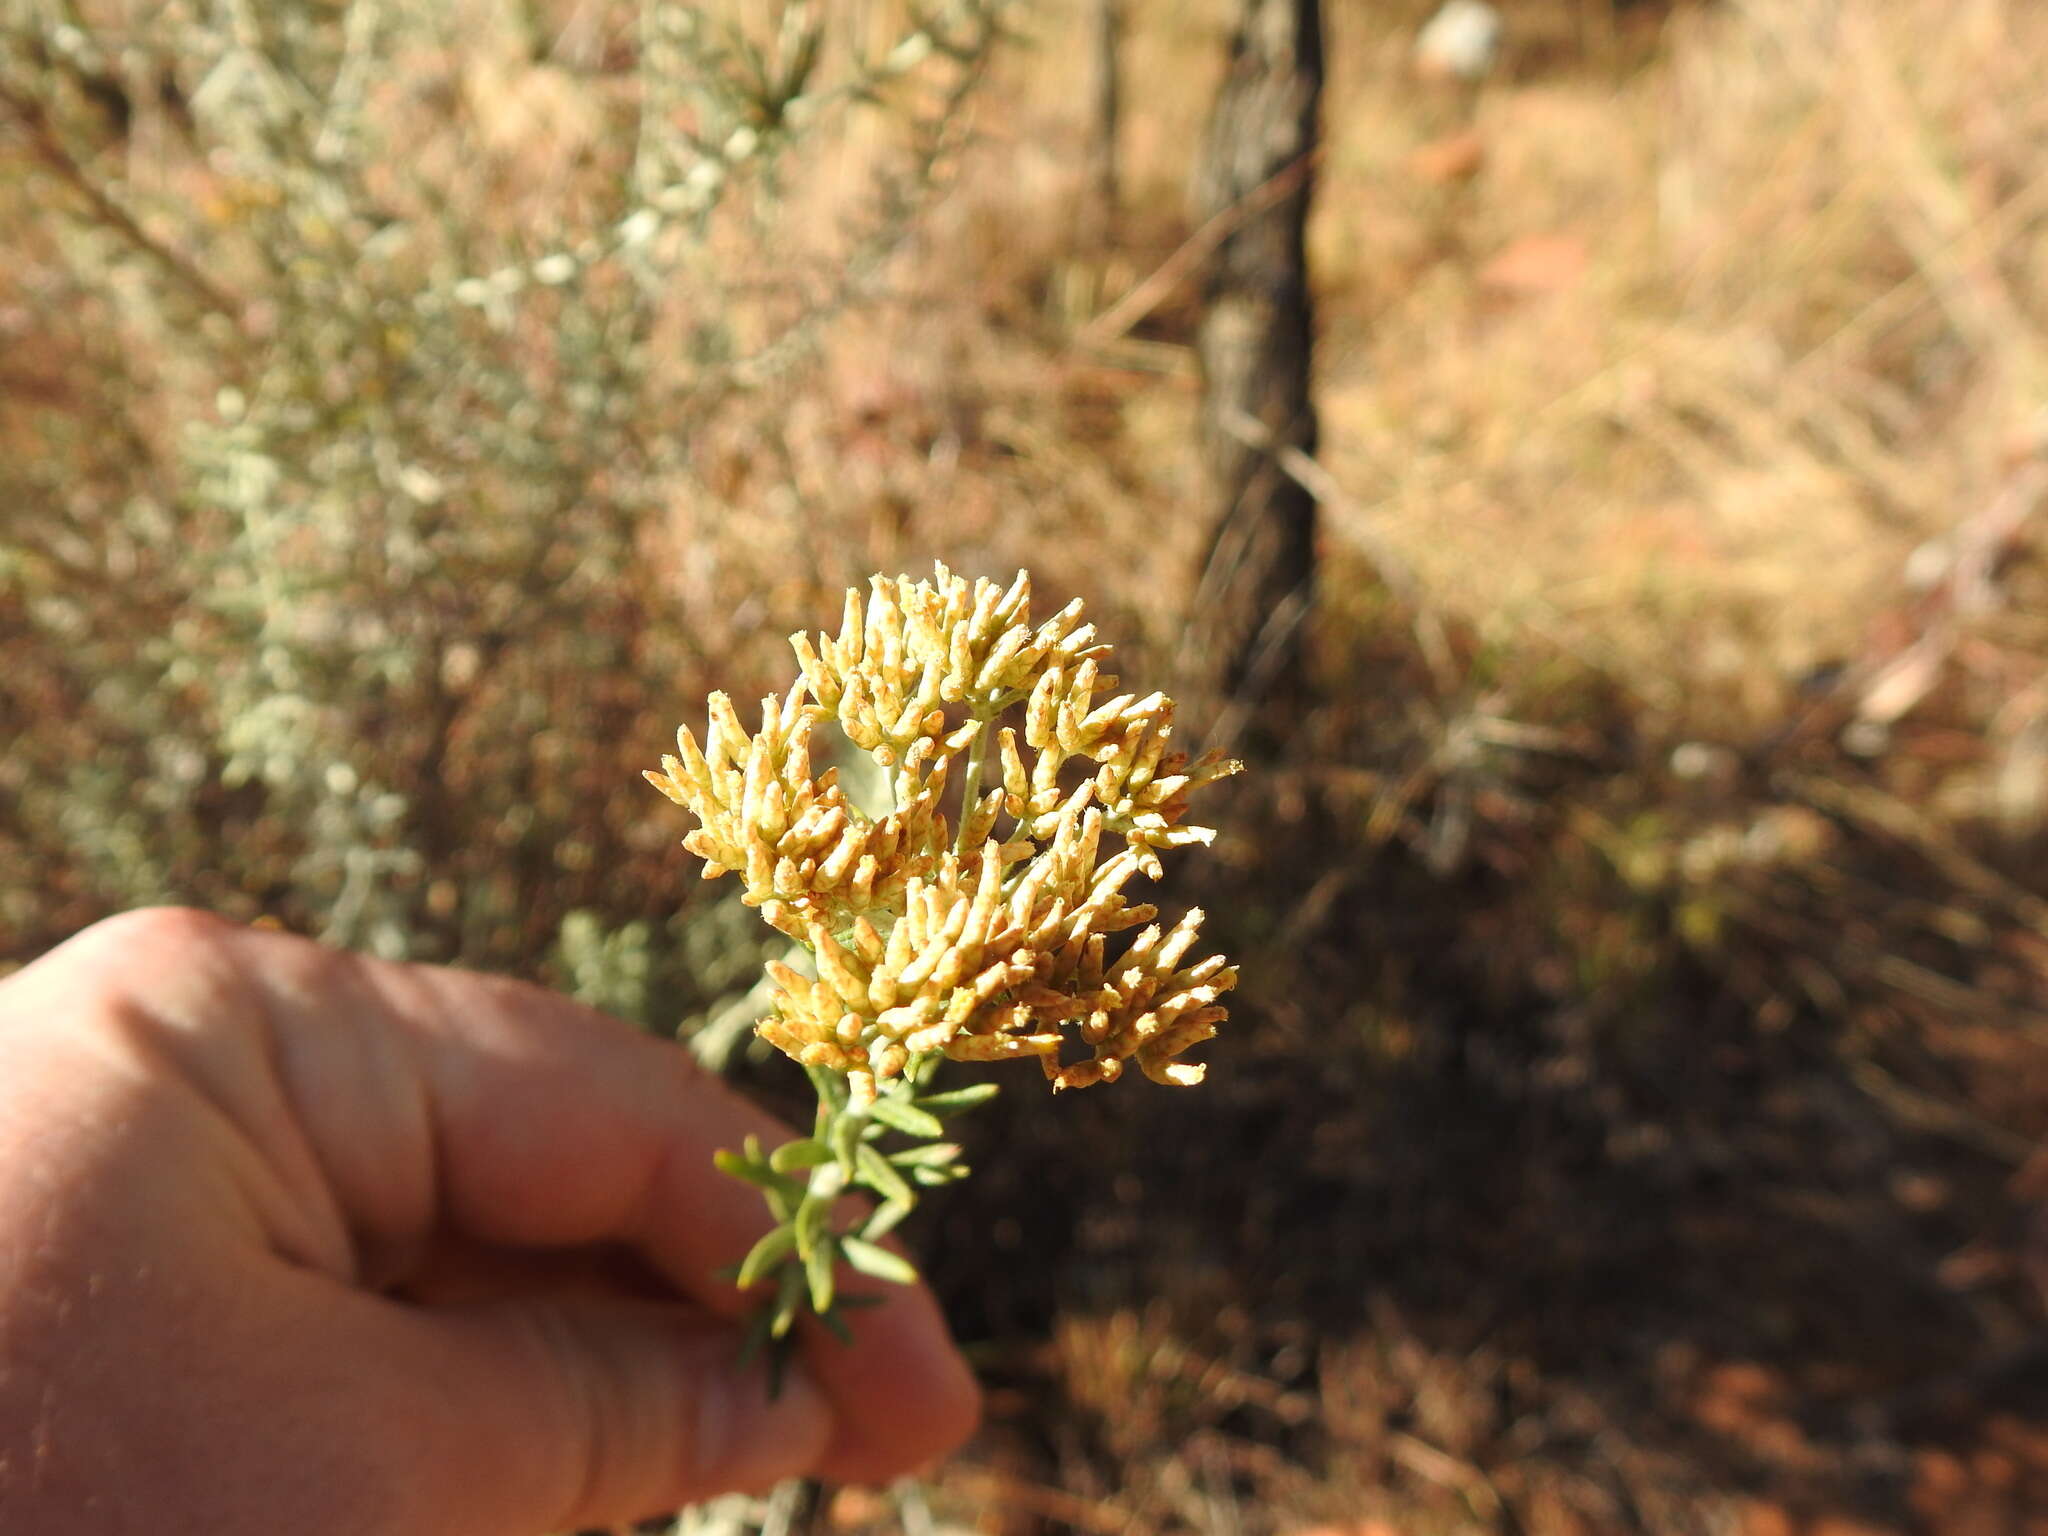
[645,565,1240,1102]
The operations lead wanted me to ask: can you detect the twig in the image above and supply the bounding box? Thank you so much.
[720,7,1000,393]
[0,81,243,323]
[1202,581,1312,757]
[1074,147,1322,349]
[942,1463,1138,1535]
[1386,1429,1508,1523]
[1844,1055,2033,1165]
[1782,770,2048,933]
[1216,406,1459,693]
[1949,459,2046,614]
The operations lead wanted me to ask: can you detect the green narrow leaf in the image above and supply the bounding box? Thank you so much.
[715,1150,798,1224]
[862,1199,913,1243]
[735,1224,797,1290]
[711,1147,753,1180]
[856,1141,914,1207]
[840,1235,920,1286]
[867,1096,945,1138]
[913,1082,1000,1116]
[829,1105,864,1173]
[736,1302,775,1371]
[793,1191,828,1264]
[714,1146,803,1200]
[910,1161,969,1188]
[805,1233,838,1315]
[887,1141,962,1169]
[771,1264,806,1339]
[769,1138,834,1174]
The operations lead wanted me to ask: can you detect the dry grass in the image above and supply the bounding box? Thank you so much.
[727,0,2048,731]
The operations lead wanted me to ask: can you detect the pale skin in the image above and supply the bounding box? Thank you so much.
[0,909,980,1534]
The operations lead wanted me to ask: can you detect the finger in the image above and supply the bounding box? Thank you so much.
[48,910,980,1482]
[344,949,979,1475]
[363,948,983,1481]
[406,1292,836,1529]
[384,1233,974,1483]
[143,1262,834,1535]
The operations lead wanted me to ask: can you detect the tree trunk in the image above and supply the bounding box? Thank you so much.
[1186,0,1322,717]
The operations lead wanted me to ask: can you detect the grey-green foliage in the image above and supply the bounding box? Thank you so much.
[671,890,785,1066]
[0,0,1017,972]
[552,907,653,1024]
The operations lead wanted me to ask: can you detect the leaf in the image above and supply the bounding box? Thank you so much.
[735,1224,796,1289]
[805,1233,838,1315]
[862,1199,913,1243]
[829,1106,865,1173]
[769,1137,835,1174]
[1408,130,1486,186]
[793,1190,829,1264]
[736,1302,775,1371]
[1477,232,1588,298]
[867,1095,945,1138]
[715,1147,801,1221]
[887,1141,962,1169]
[841,1235,919,1285]
[714,1144,801,1197]
[770,1264,806,1339]
[856,1141,914,1207]
[913,1081,999,1116]
[712,1146,755,1179]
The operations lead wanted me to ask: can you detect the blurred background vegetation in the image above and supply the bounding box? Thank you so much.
[4,0,2047,1532]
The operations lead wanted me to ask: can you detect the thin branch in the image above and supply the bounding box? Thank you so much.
[1074,147,1322,349]
[1217,406,1459,693]
[0,80,244,323]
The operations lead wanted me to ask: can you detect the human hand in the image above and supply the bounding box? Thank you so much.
[0,909,979,1535]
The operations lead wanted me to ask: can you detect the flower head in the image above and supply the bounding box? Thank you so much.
[646,564,1240,1104]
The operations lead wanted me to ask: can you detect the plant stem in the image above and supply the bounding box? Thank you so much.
[718,1055,994,1386]
[955,715,990,856]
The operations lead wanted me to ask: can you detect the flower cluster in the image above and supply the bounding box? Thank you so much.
[645,565,1240,1104]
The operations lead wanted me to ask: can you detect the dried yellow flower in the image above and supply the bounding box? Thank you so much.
[646,564,1241,1107]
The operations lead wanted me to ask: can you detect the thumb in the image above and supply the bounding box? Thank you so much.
[405,1295,835,1532]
